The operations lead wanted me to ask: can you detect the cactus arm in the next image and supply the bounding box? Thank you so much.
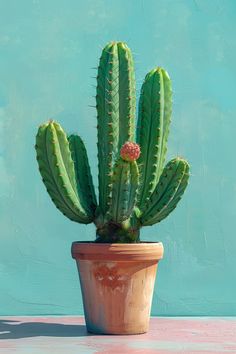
[35,121,93,223]
[159,69,172,172]
[68,134,97,215]
[96,42,136,216]
[140,158,189,226]
[136,67,172,210]
[108,158,139,223]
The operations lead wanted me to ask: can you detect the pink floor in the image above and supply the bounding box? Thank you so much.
[0,316,236,353]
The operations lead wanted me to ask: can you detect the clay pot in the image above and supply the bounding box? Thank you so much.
[71,242,164,335]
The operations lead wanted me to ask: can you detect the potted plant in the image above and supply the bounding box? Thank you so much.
[35,41,190,335]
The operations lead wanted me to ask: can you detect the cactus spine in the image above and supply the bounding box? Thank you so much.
[35,41,190,243]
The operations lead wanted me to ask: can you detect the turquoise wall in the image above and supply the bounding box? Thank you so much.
[1,0,236,316]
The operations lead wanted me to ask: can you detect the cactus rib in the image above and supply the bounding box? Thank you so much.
[140,158,189,226]
[35,122,93,223]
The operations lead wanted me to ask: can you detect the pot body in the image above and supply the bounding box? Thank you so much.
[71,242,164,335]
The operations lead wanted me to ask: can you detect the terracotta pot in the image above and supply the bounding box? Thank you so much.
[71,242,164,335]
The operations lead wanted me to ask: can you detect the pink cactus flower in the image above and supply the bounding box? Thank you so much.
[120,142,140,162]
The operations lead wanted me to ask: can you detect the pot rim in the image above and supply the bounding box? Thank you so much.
[71,241,164,261]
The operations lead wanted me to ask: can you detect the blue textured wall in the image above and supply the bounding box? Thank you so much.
[0,0,236,316]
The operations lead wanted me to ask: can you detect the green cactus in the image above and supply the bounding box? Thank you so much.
[35,41,190,243]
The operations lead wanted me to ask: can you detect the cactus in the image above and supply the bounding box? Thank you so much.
[35,41,190,243]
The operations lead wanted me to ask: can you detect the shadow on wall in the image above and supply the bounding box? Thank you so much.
[0,319,91,339]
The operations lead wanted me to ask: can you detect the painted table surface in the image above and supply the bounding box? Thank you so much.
[0,317,236,354]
